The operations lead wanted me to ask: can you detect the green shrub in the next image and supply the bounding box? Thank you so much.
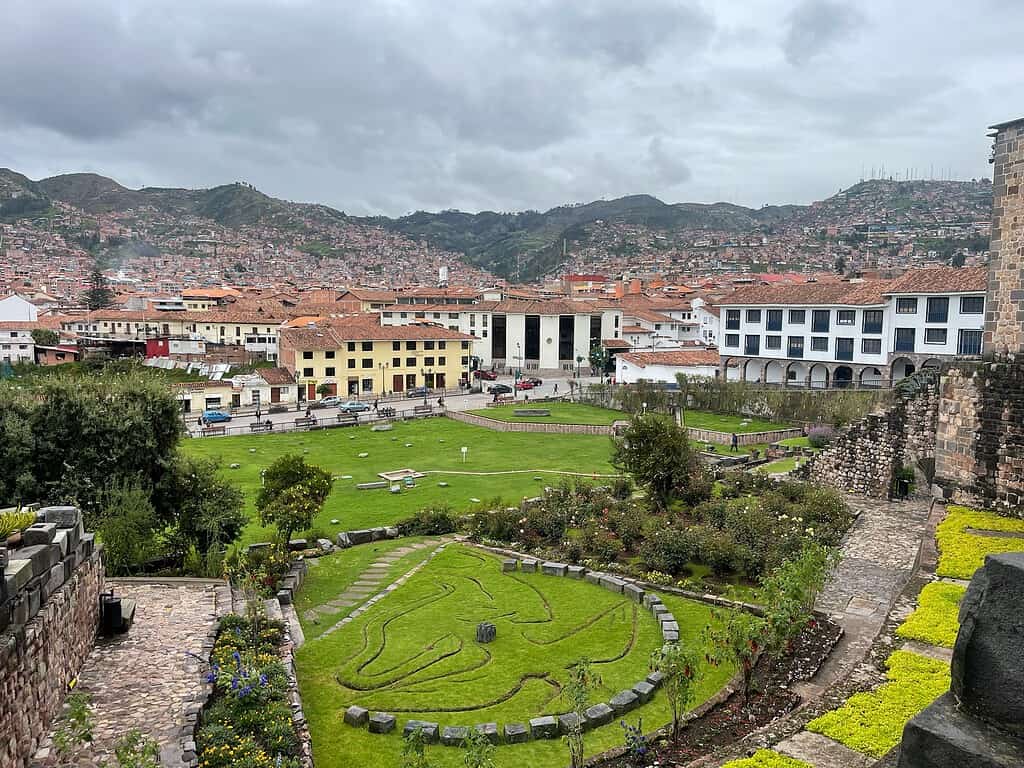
[896,582,965,648]
[398,506,459,536]
[639,527,696,575]
[807,650,950,758]
[0,509,36,539]
[579,523,624,563]
[610,476,633,500]
[721,750,813,768]
[603,504,646,551]
[936,505,1024,578]
[99,483,161,575]
[470,507,521,542]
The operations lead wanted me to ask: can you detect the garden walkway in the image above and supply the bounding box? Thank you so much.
[35,580,229,768]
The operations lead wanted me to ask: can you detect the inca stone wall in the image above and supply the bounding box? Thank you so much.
[1,530,103,768]
[935,360,1024,512]
[985,118,1024,355]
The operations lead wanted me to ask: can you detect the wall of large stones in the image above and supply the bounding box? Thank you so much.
[984,120,1024,355]
[0,550,103,768]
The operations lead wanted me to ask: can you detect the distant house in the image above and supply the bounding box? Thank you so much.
[615,349,722,385]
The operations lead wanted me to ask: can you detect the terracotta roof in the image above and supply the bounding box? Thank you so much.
[0,321,37,330]
[622,308,676,324]
[619,350,720,368]
[489,299,606,315]
[602,338,632,349]
[721,280,890,307]
[258,367,295,385]
[883,267,987,294]
[280,320,475,350]
[622,325,651,334]
[182,288,241,298]
[340,289,399,302]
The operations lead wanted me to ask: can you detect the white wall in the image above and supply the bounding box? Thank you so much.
[886,292,985,359]
[615,357,718,384]
[0,329,34,363]
[0,295,38,322]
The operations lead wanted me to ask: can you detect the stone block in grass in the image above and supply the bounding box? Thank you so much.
[440,726,468,746]
[403,720,439,742]
[632,681,655,704]
[344,705,368,727]
[368,712,396,734]
[504,723,529,743]
[529,716,558,739]
[474,722,500,744]
[583,703,614,728]
[610,689,639,714]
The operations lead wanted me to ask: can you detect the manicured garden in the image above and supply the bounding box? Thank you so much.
[183,419,615,544]
[295,544,736,768]
[936,505,1024,578]
[895,582,965,648]
[467,402,625,425]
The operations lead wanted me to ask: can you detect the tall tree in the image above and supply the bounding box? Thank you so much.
[256,453,333,541]
[31,328,59,347]
[611,414,707,510]
[82,262,114,310]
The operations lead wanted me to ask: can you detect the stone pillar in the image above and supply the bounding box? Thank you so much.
[984,117,1024,356]
[898,553,1024,767]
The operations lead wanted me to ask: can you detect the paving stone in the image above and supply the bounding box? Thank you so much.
[440,726,469,746]
[609,689,639,714]
[775,730,875,768]
[344,705,369,727]
[583,703,614,728]
[368,712,396,734]
[529,715,558,739]
[504,723,529,743]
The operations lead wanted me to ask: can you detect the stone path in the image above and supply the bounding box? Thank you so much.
[36,581,226,768]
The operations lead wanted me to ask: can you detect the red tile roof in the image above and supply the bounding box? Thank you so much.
[721,280,891,307]
[619,350,720,368]
[258,367,295,385]
[883,267,987,294]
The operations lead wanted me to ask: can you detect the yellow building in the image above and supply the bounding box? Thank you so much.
[279,319,473,400]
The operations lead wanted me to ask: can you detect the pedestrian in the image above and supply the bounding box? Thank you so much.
[305,405,312,419]
[373,398,379,412]
[553,382,558,394]
[730,432,738,453]
[437,396,443,407]
[255,404,261,421]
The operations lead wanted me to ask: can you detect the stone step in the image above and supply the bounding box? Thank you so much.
[901,639,953,663]
[775,731,875,768]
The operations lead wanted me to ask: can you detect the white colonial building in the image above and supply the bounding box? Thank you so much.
[717,267,987,387]
[615,349,722,385]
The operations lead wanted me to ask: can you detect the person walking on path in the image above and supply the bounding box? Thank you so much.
[255,404,261,421]
[730,432,738,452]
[553,382,558,394]
[373,398,379,412]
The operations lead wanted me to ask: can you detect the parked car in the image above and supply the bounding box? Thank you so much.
[339,400,371,413]
[407,386,431,398]
[525,377,543,386]
[514,380,535,391]
[201,410,232,423]
[473,369,499,380]
[488,383,513,395]
[319,395,342,407]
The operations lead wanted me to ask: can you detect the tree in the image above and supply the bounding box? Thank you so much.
[563,658,602,768]
[757,544,837,664]
[611,414,708,510]
[703,608,767,701]
[834,255,847,275]
[256,454,333,542]
[402,726,432,768]
[461,727,495,768]
[31,328,59,347]
[82,262,114,310]
[650,643,700,742]
[99,482,161,575]
[589,343,610,380]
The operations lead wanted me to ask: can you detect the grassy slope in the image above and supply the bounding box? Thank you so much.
[295,544,734,768]
[467,403,625,425]
[183,419,614,544]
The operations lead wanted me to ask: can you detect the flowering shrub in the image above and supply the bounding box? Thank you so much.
[896,582,965,648]
[224,544,293,596]
[721,749,812,768]
[936,505,1024,578]
[397,505,459,536]
[806,425,835,449]
[806,650,949,758]
[619,718,649,765]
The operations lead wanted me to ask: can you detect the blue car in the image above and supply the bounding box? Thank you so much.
[407,386,430,398]
[201,410,232,423]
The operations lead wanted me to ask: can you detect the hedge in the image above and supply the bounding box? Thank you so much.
[936,505,1024,579]
[896,582,966,648]
[721,749,813,768]
[806,650,950,758]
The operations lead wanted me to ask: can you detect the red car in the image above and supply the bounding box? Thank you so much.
[514,380,535,391]
[473,369,499,380]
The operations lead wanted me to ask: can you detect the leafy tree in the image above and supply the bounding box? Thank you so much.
[153,454,246,556]
[611,414,708,510]
[256,454,333,541]
[31,328,59,347]
[588,343,610,379]
[99,483,161,575]
[650,643,700,742]
[82,261,114,310]
[703,608,767,701]
[563,658,602,768]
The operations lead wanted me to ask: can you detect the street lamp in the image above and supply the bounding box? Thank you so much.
[514,342,522,400]
[379,361,389,398]
[420,367,432,406]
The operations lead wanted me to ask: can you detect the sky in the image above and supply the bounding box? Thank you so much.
[1,0,1021,217]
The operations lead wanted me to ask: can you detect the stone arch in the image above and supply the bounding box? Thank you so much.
[859,366,884,388]
[743,359,763,383]
[833,365,854,388]
[809,363,830,389]
[784,360,807,387]
[764,359,786,385]
[921,357,943,369]
[890,357,916,384]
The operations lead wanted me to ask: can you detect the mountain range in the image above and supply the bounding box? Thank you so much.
[0,169,992,280]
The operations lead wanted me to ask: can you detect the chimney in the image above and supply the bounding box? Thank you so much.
[614,281,625,299]
[629,278,642,295]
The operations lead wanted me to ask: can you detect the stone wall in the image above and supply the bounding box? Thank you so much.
[1,506,103,768]
[935,359,1024,512]
[795,371,940,497]
[687,426,804,447]
[984,118,1024,355]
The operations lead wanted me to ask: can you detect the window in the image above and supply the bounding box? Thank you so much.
[392,357,401,367]
[461,341,470,349]
[862,310,883,334]
[347,342,356,352]
[325,366,335,376]
[325,350,335,359]
[811,310,830,333]
[788,337,804,358]
[836,338,854,361]
[393,341,401,351]
[896,297,918,314]
[424,356,435,366]
[862,338,882,355]
[433,313,440,319]
[438,341,446,349]
[811,336,829,352]
[766,310,782,331]
[789,309,805,324]
[461,356,469,366]
[362,378,373,392]
[895,327,916,352]
[925,328,948,345]
[361,358,373,368]
[837,310,856,325]
[302,351,313,360]
[958,329,983,355]
[469,314,476,326]
[347,359,356,369]
[424,340,435,350]
[302,367,313,377]
[483,315,489,327]
[361,341,373,351]
[960,296,984,314]
[746,309,761,323]
[926,297,949,323]
[744,335,760,355]
[765,335,781,350]
[725,309,740,330]
[725,333,740,348]
[406,341,416,350]
[383,311,392,318]
[438,356,446,365]
[406,357,416,367]
[449,313,459,319]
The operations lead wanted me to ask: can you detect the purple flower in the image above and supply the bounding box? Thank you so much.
[206,672,217,683]
[231,676,240,690]
[259,673,269,687]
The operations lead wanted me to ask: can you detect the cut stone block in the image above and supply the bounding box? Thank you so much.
[583,703,614,728]
[403,720,439,743]
[541,561,568,577]
[558,712,583,735]
[344,706,369,727]
[440,726,468,747]
[52,529,69,557]
[40,506,80,528]
[529,716,558,739]
[898,692,1024,768]
[659,613,676,628]
[384,526,400,538]
[661,620,679,633]
[474,722,499,745]
[370,527,387,541]
[504,723,529,744]
[336,532,352,548]
[5,559,33,592]
[520,559,538,573]
[348,530,374,545]
[501,559,517,572]
[646,671,665,689]
[642,592,662,609]
[287,538,308,551]
[368,712,396,734]
[652,604,670,618]
[662,629,679,642]
[23,523,57,546]
[609,689,639,714]
[632,681,655,704]
[623,583,645,603]
[14,544,59,577]
[566,565,586,579]
[600,575,625,593]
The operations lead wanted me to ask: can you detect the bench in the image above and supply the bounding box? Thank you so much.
[294,417,318,429]
[336,413,359,424]
[200,426,227,437]
[249,422,274,433]
[513,409,550,416]
[495,396,515,405]
[379,407,396,418]
[413,404,433,415]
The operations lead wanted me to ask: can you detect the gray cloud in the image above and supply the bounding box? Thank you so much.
[0,0,1020,217]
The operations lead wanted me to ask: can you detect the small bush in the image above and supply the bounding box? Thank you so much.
[603,504,646,551]
[398,506,458,536]
[639,527,696,576]
[806,425,835,449]
[470,507,522,543]
[610,476,634,500]
[579,523,624,563]
[896,582,965,648]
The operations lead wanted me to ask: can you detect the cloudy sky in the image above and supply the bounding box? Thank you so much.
[1,0,1021,216]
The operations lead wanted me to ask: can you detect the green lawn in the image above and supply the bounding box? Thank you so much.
[467,402,625,425]
[756,457,800,475]
[295,544,735,768]
[681,411,790,434]
[183,419,615,544]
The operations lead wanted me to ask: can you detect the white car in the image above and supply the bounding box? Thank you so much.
[319,396,342,407]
